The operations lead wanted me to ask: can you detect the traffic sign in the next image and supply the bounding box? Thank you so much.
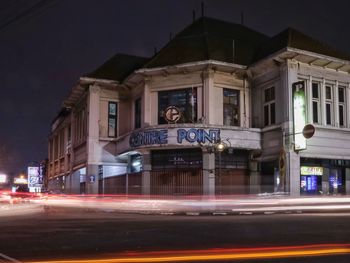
[302,124,315,139]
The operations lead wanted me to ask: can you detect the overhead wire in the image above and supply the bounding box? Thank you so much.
[0,0,59,33]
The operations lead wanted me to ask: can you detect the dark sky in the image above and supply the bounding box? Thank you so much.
[1,0,350,175]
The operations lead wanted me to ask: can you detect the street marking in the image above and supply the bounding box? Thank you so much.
[0,253,22,263]
[264,211,275,215]
[185,212,200,216]
[212,212,227,216]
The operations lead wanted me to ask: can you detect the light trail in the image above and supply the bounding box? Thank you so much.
[25,244,350,263]
[28,194,350,214]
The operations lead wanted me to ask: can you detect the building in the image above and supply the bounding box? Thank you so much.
[48,17,350,196]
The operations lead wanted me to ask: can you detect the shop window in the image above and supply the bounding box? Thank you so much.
[312,82,321,124]
[134,98,141,129]
[158,88,197,124]
[223,89,240,126]
[108,102,118,137]
[263,86,276,126]
[338,86,346,127]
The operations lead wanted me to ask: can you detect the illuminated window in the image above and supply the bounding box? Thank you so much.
[158,88,197,124]
[263,86,276,126]
[223,89,240,126]
[338,86,346,127]
[325,85,333,125]
[312,82,321,124]
[134,98,141,129]
[108,102,118,137]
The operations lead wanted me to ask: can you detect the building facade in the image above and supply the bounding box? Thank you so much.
[48,17,350,196]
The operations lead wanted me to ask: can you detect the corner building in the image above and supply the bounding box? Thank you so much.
[48,17,350,196]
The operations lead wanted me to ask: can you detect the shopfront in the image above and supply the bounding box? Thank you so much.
[300,158,349,195]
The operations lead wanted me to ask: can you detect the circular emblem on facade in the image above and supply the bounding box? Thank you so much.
[302,124,315,139]
[164,106,181,123]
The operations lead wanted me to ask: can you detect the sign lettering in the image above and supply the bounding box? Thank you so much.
[129,129,168,147]
[177,128,220,144]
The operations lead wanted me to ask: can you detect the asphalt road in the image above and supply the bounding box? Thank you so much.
[1,205,350,262]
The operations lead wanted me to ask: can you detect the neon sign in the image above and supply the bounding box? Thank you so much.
[300,166,323,176]
[129,129,168,147]
[177,129,220,144]
[129,128,221,147]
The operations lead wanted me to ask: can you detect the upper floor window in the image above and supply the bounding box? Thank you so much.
[134,98,141,129]
[312,82,321,124]
[59,129,65,157]
[325,85,333,125]
[223,89,240,126]
[74,107,87,144]
[108,102,118,137]
[158,88,197,124]
[263,86,276,126]
[338,86,346,127]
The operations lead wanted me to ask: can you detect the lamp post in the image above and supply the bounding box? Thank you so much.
[216,141,226,195]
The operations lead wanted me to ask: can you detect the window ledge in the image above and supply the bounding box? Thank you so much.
[312,124,350,133]
[261,124,281,132]
[99,137,118,142]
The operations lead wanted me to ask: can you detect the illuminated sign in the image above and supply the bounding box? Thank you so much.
[129,128,221,147]
[0,174,7,184]
[292,81,306,151]
[129,129,168,147]
[300,166,323,176]
[177,129,220,144]
[28,166,43,192]
[14,177,28,184]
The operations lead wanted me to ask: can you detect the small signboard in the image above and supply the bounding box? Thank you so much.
[89,175,95,183]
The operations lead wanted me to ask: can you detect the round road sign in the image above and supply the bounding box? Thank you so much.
[302,124,315,139]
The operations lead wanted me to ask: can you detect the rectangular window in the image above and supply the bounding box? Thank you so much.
[263,86,275,126]
[134,98,141,129]
[325,85,333,125]
[311,82,320,124]
[59,129,64,157]
[339,105,344,126]
[158,88,197,124]
[223,89,240,126]
[264,105,269,126]
[326,103,332,125]
[338,86,346,127]
[108,102,118,137]
[312,101,319,123]
[54,136,58,160]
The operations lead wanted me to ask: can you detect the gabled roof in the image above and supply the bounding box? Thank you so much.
[144,17,269,68]
[85,53,149,82]
[255,27,350,62]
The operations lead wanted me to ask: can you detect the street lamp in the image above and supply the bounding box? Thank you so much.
[216,141,226,195]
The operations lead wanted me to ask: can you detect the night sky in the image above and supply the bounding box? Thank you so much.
[1,0,350,176]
